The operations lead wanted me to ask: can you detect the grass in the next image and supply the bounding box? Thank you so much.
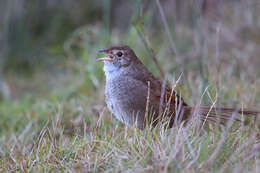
[1,100,259,172]
[1,27,260,171]
[1,1,260,172]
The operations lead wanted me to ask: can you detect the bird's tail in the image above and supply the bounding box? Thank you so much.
[183,106,260,125]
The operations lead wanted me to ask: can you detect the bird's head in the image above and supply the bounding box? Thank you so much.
[97,45,140,74]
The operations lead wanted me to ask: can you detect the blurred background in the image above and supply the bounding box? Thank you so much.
[0,0,260,135]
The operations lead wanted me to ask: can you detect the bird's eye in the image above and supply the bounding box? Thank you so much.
[117,52,123,57]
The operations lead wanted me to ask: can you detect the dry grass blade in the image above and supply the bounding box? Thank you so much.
[155,0,178,57]
[204,111,239,167]
[135,27,165,78]
[155,0,182,68]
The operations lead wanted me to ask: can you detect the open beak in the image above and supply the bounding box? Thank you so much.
[97,49,113,62]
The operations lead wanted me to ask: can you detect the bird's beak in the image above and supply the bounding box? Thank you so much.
[98,49,108,53]
[97,49,114,62]
[96,56,113,62]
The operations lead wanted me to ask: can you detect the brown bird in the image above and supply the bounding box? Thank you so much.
[97,45,259,129]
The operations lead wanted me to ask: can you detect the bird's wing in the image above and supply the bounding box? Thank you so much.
[131,65,188,107]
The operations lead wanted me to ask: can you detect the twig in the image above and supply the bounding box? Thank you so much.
[145,81,151,120]
[155,0,180,63]
[135,27,165,78]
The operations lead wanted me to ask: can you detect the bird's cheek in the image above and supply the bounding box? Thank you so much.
[120,59,131,67]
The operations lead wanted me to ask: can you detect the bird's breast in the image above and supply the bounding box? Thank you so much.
[104,76,151,126]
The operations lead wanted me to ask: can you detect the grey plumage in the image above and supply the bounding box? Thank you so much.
[98,45,259,129]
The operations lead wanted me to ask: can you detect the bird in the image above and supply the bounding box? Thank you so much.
[97,45,259,129]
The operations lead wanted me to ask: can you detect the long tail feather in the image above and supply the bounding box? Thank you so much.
[184,106,260,124]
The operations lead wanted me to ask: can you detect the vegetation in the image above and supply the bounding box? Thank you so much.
[0,0,260,172]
